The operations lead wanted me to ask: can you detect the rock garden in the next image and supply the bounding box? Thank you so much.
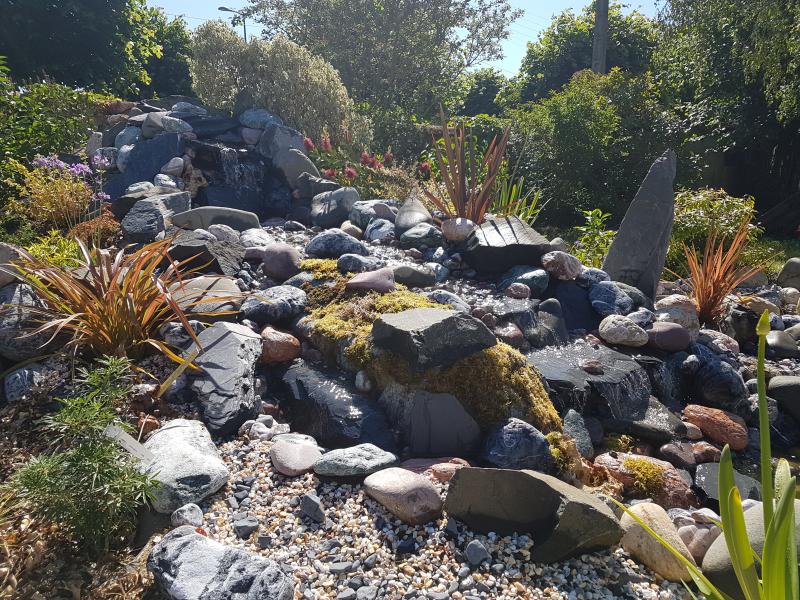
[0,95,798,600]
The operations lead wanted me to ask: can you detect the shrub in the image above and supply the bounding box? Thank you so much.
[24,230,83,268]
[681,219,763,327]
[190,21,371,147]
[7,238,221,361]
[0,78,110,205]
[508,69,678,225]
[423,109,510,223]
[572,209,616,268]
[68,205,121,248]
[668,188,762,275]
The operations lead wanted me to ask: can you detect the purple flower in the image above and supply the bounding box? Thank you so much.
[68,163,92,177]
[93,192,110,202]
[32,155,67,170]
[90,154,112,170]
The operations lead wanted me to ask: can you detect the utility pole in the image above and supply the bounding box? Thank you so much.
[219,6,248,42]
[591,0,609,74]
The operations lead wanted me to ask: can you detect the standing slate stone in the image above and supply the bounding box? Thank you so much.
[463,217,552,274]
[602,150,677,299]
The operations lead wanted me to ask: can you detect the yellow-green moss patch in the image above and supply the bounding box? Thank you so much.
[601,434,635,453]
[623,457,666,497]
[300,258,340,279]
[546,431,579,473]
[372,343,562,434]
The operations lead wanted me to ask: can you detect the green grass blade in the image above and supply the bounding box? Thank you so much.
[762,474,797,600]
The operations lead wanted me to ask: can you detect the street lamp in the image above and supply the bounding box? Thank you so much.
[218,6,247,42]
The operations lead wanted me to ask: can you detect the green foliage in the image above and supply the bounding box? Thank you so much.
[139,10,193,98]
[190,22,371,146]
[509,69,677,225]
[572,209,616,268]
[491,179,543,224]
[617,311,798,600]
[667,188,762,274]
[76,355,135,406]
[457,68,506,117]
[0,81,109,205]
[244,0,521,123]
[0,0,163,97]
[25,231,83,268]
[502,3,659,106]
[12,357,155,552]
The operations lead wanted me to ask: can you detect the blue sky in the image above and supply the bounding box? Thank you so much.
[150,0,660,76]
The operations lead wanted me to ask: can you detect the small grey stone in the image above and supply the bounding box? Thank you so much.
[465,540,491,568]
[170,503,203,528]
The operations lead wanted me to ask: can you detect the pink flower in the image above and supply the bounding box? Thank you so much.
[303,137,315,151]
[360,150,372,166]
[343,166,358,179]
[320,135,333,153]
[383,150,394,166]
[323,167,337,179]
[418,161,431,174]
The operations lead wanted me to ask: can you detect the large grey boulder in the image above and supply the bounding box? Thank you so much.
[142,419,229,513]
[168,230,245,277]
[445,467,623,562]
[170,206,261,232]
[274,148,319,189]
[602,150,677,299]
[377,384,481,457]
[103,132,184,199]
[0,283,58,361]
[371,308,496,371]
[311,187,360,228]
[188,323,263,435]
[148,526,294,600]
[463,216,552,274]
[702,501,800,599]
[121,191,191,243]
[256,122,304,161]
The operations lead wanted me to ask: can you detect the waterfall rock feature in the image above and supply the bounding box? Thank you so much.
[602,150,677,299]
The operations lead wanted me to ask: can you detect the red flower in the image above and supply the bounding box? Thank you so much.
[371,158,383,169]
[360,150,372,166]
[418,161,431,174]
[323,167,337,179]
[344,166,358,179]
[320,134,333,153]
[383,150,394,166]
[303,137,315,151]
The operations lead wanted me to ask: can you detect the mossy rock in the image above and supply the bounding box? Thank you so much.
[622,456,666,497]
[371,343,562,434]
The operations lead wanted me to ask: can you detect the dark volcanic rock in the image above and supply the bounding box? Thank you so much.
[602,396,685,445]
[527,343,651,416]
[463,217,551,274]
[693,462,761,511]
[372,308,496,371]
[305,229,369,258]
[281,362,396,451]
[445,467,623,563]
[104,133,184,199]
[121,191,190,243]
[602,150,677,299]
[682,344,749,417]
[481,418,554,472]
[549,281,601,332]
[168,230,245,276]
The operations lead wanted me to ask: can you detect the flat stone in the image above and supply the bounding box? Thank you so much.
[313,443,398,477]
[241,285,307,325]
[392,264,436,288]
[463,216,551,274]
[168,230,244,276]
[170,275,242,320]
[602,150,677,299]
[270,438,322,476]
[445,467,623,562]
[143,419,229,513]
[171,206,261,231]
[187,323,262,435]
[363,467,443,525]
[148,526,293,600]
[372,308,496,371]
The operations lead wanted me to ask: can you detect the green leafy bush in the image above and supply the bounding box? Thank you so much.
[12,357,155,552]
[667,188,762,275]
[572,209,616,268]
[508,69,678,225]
[190,21,371,147]
[25,231,83,268]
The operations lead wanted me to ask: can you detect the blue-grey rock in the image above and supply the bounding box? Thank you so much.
[170,503,203,527]
[121,191,191,243]
[394,197,432,233]
[148,526,293,600]
[306,229,370,258]
[186,323,263,435]
[364,219,395,242]
[241,285,307,325]
[463,216,551,274]
[349,199,397,229]
[142,419,229,512]
[238,108,283,130]
[313,443,397,477]
[300,492,325,522]
[424,289,470,313]
[575,267,610,288]
[683,344,749,417]
[465,540,491,568]
[481,417,554,472]
[256,122,303,161]
[589,281,634,316]
[392,264,436,288]
[399,223,444,249]
[498,266,549,297]
[115,126,141,149]
[4,362,47,403]
[338,254,384,274]
[103,132,184,199]
[168,230,245,276]
[311,187,360,228]
[563,409,593,458]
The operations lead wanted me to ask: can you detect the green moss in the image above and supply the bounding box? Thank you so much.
[623,457,666,497]
[300,258,340,279]
[600,434,634,453]
[303,276,349,309]
[372,343,562,434]
[546,431,579,473]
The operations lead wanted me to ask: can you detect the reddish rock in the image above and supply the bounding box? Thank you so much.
[646,321,691,352]
[429,462,466,482]
[594,452,698,509]
[262,403,281,418]
[346,267,395,293]
[692,441,722,463]
[138,414,160,439]
[363,467,443,525]
[261,327,302,363]
[504,283,530,299]
[659,442,696,470]
[494,322,526,348]
[683,404,748,451]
